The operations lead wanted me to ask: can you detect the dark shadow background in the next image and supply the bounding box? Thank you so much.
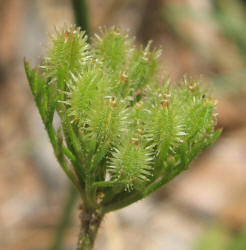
[1,0,246,249]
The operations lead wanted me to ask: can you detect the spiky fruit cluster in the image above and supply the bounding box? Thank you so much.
[24,25,220,212]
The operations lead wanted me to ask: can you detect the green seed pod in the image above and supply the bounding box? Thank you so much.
[108,138,153,191]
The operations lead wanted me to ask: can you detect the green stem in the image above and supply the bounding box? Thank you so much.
[93,181,123,187]
[85,170,97,209]
[50,185,78,250]
[77,207,104,250]
[46,123,82,193]
[72,0,90,36]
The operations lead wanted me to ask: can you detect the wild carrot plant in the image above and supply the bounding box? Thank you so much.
[24,25,221,250]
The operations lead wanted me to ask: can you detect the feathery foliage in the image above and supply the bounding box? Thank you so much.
[24,24,220,216]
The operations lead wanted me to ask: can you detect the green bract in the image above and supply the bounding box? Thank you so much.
[24,25,221,213]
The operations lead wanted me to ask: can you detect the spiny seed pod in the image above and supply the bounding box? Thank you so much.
[108,138,154,191]
[42,25,90,93]
[93,27,131,73]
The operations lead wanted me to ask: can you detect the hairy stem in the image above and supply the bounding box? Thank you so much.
[77,206,104,250]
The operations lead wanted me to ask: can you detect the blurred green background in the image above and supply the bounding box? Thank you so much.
[1,0,246,249]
